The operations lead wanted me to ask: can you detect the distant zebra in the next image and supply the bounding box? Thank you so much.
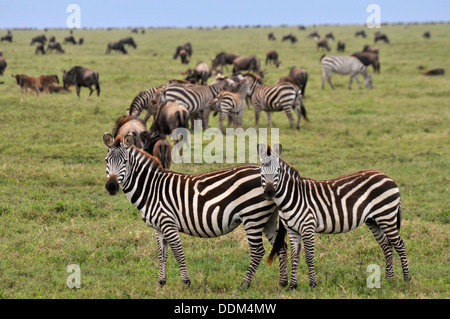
[245,73,308,130]
[159,74,233,130]
[258,143,412,289]
[103,133,288,288]
[127,85,163,124]
[320,55,373,90]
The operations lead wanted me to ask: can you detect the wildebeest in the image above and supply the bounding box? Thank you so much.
[211,52,239,73]
[325,32,335,41]
[352,51,380,74]
[308,31,320,39]
[281,33,297,43]
[282,66,309,97]
[30,35,47,45]
[1,34,13,42]
[12,74,40,100]
[267,32,276,41]
[0,56,7,76]
[39,75,59,93]
[64,36,77,44]
[146,131,172,169]
[233,55,264,78]
[78,37,84,45]
[47,41,65,54]
[317,40,331,51]
[112,115,152,153]
[265,50,280,68]
[174,42,192,58]
[174,49,189,64]
[337,40,346,52]
[423,31,431,39]
[374,32,390,43]
[424,68,445,76]
[184,62,212,85]
[62,66,100,97]
[48,84,70,93]
[120,37,137,49]
[105,41,127,54]
[355,30,367,38]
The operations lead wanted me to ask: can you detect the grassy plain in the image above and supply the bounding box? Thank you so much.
[0,23,448,299]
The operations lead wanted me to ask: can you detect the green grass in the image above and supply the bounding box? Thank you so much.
[0,23,449,299]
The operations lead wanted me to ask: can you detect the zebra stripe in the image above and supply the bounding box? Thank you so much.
[320,55,373,90]
[128,85,163,123]
[258,143,411,289]
[245,74,307,130]
[103,133,288,288]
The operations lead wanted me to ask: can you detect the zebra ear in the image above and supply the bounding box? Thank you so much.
[257,143,267,158]
[123,133,135,149]
[103,132,114,148]
[272,143,283,157]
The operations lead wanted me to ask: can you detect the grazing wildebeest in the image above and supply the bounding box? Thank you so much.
[281,33,297,43]
[211,52,239,73]
[0,57,7,76]
[113,115,152,153]
[352,51,380,74]
[268,32,276,41]
[174,42,192,58]
[325,32,334,41]
[265,50,280,68]
[423,31,431,39]
[64,36,77,44]
[12,74,40,100]
[39,75,59,93]
[233,56,264,78]
[120,37,137,49]
[424,68,444,76]
[185,62,212,85]
[47,41,65,54]
[30,34,47,45]
[374,33,390,43]
[1,34,13,42]
[105,41,127,54]
[62,66,100,97]
[317,40,331,52]
[337,40,346,52]
[307,31,320,39]
[355,30,367,38]
[146,131,172,169]
[363,45,379,54]
[283,66,308,97]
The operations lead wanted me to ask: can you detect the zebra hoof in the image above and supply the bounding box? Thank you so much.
[239,282,251,289]
[279,280,288,288]
[183,279,191,288]
[287,283,297,291]
[158,279,166,286]
[309,281,317,288]
[404,274,412,282]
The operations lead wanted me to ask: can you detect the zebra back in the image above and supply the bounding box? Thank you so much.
[128,86,162,118]
[321,55,367,75]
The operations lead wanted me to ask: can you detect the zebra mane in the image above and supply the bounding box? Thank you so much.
[277,76,298,87]
[131,143,166,172]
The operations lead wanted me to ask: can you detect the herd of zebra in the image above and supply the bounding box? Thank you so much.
[102,38,411,288]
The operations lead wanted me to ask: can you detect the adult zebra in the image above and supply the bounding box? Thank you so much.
[244,73,308,130]
[127,85,163,124]
[103,133,288,288]
[258,143,411,289]
[159,74,234,130]
[320,55,373,90]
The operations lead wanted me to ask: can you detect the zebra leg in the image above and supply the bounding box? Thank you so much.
[267,111,273,127]
[381,225,412,282]
[282,107,296,130]
[301,226,317,287]
[366,220,395,279]
[254,107,261,127]
[156,231,169,286]
[287,231,302,290]
[327,74,335,90]
[352,74,362,89]
[240,230,265,288]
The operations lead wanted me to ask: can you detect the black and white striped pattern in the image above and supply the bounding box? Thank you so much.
[103,133,288,288]
[245,74,308,130]
[128,85,163,124]
[320,55,373,90]
[258,143,411,289]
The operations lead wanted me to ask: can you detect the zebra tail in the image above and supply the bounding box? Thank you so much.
[299,96,309,122]
[266,218,287,266]
[319,54,326,63]
[397,205,402,231]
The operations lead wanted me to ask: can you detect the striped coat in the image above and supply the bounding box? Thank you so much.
[320,55,373,90]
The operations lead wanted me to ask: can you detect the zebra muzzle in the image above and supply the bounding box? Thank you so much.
[105,175,120,195]
[264,182,276,199]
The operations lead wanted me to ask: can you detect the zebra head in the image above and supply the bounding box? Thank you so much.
[257,143,283,200]
[103,132,134,195]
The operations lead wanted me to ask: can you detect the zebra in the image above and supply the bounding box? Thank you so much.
[257,143,411,289]
[320,55,373,90]
[103,133,288,288]
[159,74,234,130]
[127,85,163,124]
[244,73,308,130]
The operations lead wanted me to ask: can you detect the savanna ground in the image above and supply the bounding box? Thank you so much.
[0,23,448,299]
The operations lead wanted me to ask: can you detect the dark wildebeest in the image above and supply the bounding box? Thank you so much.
[211,52,239,73]
[281,33,297,43]
[12,74,40,100]
[47,41,65,54]
[424,68,444,76]
[62,66,100,97]
[78,37,84,45]
[325,32,335,41]
[317,40,331,51]
[39,75,59,93]
[30,34,47,45]
[35,43,46,55]
[374,33,390,43]
[174,42,192,58]
[268,32,276,41]
[352,51,380,74]
[64,36,77,44]
[265,50,280,67]
[185,62,212,85]
[119,37,137,49]
[233,55,264,78]
[0,57,7,76]
[1,34,13,42]
[105,41,127,54]
[285,66,308,97]
[176,49,189,64]
[363,45,379,54]
[308,31,320,39]
[355,30,367,38]
[423,31,431,39]
[337,40,346,52]
[49,36,56,43]
[146,131,172,169]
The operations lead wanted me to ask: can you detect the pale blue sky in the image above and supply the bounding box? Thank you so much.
[0,0,448,29]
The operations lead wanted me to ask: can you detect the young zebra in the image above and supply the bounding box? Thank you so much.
[160,74,234,130]
[103,133,288,288]
[320,55,373,90]
[244,73,308,130]
[257,143,411,289]
[127,85,164,124]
